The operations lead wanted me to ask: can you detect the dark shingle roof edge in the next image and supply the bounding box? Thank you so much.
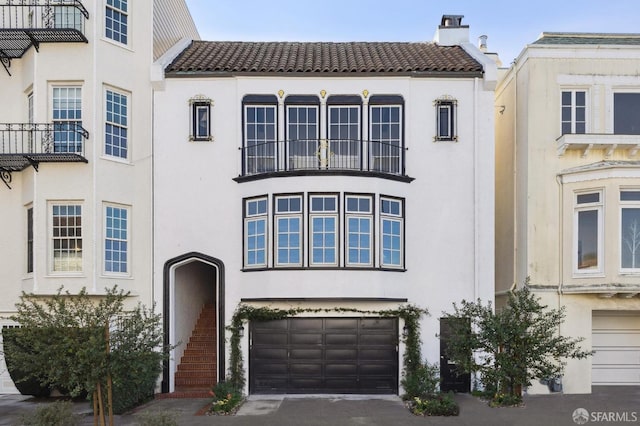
[165,40,484,77]
[534,32,640,46]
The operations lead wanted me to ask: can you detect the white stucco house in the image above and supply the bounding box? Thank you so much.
[0,0,198,394]
[495,33,640,394]
[153,15,497,396]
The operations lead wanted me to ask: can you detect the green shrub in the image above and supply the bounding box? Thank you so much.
[19,400,81,426]
[411,392,460,416]
[209,381,244,415]
[401,361,440,400]
[489,392,523,407]
[135,410,178,426]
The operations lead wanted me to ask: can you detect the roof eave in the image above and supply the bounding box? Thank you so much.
[164,70,484,79]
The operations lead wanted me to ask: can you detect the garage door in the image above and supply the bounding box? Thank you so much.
[592,313,640,385]
[250,317,398,394]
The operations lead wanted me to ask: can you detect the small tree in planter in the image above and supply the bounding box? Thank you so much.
[442,283,592,406]
[3,286,169,424]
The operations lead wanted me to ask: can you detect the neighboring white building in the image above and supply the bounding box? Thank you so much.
[0,0,198,394]
[153,15,496,395]
[495,33,640,394]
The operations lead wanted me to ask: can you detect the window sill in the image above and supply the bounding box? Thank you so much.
[557,133,640,156]
[242,266,406,272]
[101,37,133,52]
[100,155,131,165]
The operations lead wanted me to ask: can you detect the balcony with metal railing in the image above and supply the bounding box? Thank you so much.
[0,122,89,188]
[234,139,413,183]
[0,0,89,74]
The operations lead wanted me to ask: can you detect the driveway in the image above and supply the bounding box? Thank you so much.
[2,386,639,425]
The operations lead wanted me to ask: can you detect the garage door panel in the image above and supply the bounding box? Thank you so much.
[254,319,288,330]
[592,313,640,386]
[360,333,397,345]
[253,348,288,360]
[593,349,640,365]
[361,318,395,330]
[291,318,324,330]
[250,317,398,394]
[326,363,358,375]
[593,367,640,385]
[290,348,322,359]
[360,349,396,361]
[360,363,396,375]
[290,363,322,375]
[593,332,640,347]
[326,333,357,345]
[290,333,323,345]
[359,378,396,390]
[253,362,288,375]
[326,348,358,360]
[325,318,359,329]
[253,332,288,345]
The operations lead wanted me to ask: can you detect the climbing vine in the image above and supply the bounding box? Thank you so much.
[225,304,429,391]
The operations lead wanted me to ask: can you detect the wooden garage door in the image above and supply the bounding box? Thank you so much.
[250,317,398,394]
[592,313,640,385]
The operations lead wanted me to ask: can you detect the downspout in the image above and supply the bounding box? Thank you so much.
[474,76,479,302]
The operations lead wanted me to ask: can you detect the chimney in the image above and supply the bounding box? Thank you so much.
[433,14,469,46]
[478,35,488,52]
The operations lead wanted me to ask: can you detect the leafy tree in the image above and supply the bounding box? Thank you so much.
[442,284,592,402]
[2,286,168,424]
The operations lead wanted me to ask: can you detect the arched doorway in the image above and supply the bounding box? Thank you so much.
[162,252,225,393]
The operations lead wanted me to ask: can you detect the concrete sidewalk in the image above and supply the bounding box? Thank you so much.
[2,387,639,425]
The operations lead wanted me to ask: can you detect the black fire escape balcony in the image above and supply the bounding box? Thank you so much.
[0,122,89,188]
[0,0,89,75]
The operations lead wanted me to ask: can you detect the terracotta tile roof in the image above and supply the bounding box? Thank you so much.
[165,40,483,76]
[534,33,640,46]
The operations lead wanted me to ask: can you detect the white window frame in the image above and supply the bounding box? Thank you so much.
[51,85,82,153]
[274,195,303,267]
[573,190,604,276]
[309,194,339,267]
[612,90,640,135]
[380,197,404,268]
[104,203,130,276]
[49,201,83,274]
[244,197,268,268]
[345,194,373,267]
[619,190,640,274]
[561,89,588,135]
[104,87,129,160]
[105,0,128,46]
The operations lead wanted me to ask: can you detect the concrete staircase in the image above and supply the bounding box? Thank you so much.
[164,303,217,398]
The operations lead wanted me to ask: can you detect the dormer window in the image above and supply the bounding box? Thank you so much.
[434,97,457,141]
[189,96,212,141]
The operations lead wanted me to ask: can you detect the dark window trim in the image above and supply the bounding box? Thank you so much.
[380,194,406,269]
[27,207,33,273]
[308,192,340,268]
[273,193,304,268]
[243,194,269,269]
[343,192,375,268]
[369,95,404,105]
[190,100,212,141]
[284,95,320,105]
[434,98,458,142]
[326,95,363,105]
[243,94,278,104]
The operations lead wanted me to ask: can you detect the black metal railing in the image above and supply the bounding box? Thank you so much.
[1,0,88,33]
[1,122,88,156]
[241,139,405,177]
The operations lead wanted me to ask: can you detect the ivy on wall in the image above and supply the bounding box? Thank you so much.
[225,304,429,391]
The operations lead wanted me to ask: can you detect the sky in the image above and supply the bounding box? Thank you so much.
[184,0,640,66]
